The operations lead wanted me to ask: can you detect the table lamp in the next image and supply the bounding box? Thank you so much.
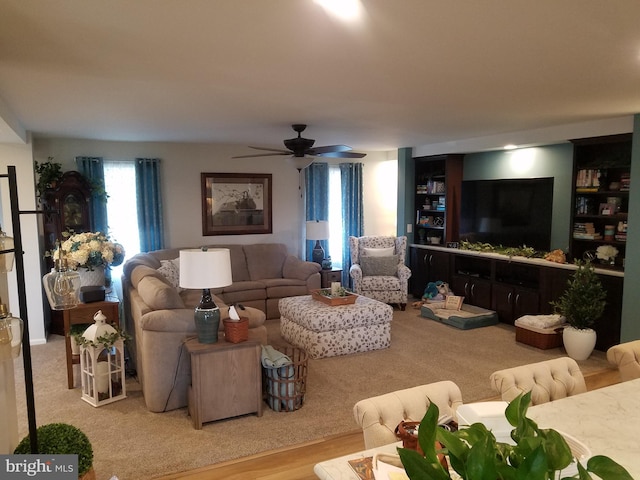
[179,247,232,344]
[306,220,329,265]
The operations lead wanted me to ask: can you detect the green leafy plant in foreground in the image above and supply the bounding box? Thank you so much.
[398,391,632,480]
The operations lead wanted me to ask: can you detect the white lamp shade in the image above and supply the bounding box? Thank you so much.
[179,248,233,289]
[288,155,314,170]
[306,220,330,240]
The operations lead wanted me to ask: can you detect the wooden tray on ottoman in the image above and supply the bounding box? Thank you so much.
[311,289,358,306]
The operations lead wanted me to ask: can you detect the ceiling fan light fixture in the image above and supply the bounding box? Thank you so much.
[288,155,314,171]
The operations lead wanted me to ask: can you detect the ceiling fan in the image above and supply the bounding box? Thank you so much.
[232,124,366,159]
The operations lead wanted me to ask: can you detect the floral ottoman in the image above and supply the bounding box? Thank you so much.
[278,295,394,359]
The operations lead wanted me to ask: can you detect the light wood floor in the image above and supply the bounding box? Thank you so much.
[156,367,620,480]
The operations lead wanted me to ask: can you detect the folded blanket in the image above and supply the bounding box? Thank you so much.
[261,345,292,368]
[516,314,565,329]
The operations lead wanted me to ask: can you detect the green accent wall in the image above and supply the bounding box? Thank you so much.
[621,114,640,341]
[463,144,574,251]
[397,147,414,242]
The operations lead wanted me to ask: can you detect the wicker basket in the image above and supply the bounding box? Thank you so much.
[263,346,308,412]
[223,318,249,343]
[515,326,563,349]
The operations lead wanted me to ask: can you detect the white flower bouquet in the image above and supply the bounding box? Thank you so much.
[54,231,125,271]
[596,244,619,262]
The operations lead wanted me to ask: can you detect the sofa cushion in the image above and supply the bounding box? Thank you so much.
[137,275,185,310]
[360,255,398,276]
[131,265,172,289]
[363,246,395,257]
[282,255,321,281]
[244,244,287,280]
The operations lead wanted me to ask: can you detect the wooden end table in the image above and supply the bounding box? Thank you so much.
[185,333,263,429]
[64,298,120,389]
[320,268,343,288]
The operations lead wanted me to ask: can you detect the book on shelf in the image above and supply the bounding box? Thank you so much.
[573,232,602,240]
[576,169,601,189]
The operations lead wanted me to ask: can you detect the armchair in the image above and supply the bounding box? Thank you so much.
[348,235,412,310]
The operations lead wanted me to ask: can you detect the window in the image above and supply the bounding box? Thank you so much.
[327,165,343,269]
[103,161,140,279]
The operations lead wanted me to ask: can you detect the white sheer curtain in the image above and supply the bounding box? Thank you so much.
[104,161,141,291]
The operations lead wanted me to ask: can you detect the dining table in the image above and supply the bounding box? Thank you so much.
[313,378,640,479]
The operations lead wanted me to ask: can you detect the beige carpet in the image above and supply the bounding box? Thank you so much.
[13,307,612,480]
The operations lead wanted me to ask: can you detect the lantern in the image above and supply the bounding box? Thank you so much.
[79,310,126,407]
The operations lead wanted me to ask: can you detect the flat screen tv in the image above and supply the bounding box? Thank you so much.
[459,177,554,251]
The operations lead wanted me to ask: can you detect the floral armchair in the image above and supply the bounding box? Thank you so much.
[349,235,412,310]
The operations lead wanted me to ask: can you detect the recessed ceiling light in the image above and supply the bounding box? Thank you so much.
[314,0,362,21]
[503,144,518,150]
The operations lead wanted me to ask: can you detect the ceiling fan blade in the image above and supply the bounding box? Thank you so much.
[248,146,291,154]
[315,151,367,159]
[232,152,290,159]
[308,145,352,155]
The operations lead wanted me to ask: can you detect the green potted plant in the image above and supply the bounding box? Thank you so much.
[34,157,63,199]
[69,323,92,355]
[398,392,631,479]
[551,259,606,360]
[14,423,95,479]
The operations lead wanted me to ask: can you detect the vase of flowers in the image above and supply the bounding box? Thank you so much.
[53,231,125,287]
[596,244,619,266]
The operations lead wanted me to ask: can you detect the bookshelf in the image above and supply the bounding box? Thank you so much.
[570,134,632,269]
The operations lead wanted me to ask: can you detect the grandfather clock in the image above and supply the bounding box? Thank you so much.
[41,171,93,268]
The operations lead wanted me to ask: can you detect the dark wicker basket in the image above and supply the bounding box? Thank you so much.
[263,346,308,412]
[223,318,249,343]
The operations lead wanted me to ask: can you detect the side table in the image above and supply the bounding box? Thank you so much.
[185,334,263,429]
[320,269,343,288]
[63,298,120,389]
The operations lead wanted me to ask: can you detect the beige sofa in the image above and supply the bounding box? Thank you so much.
[122,243,321,412]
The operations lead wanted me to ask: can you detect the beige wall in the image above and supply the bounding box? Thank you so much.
[33,138,397,255]
[0,137,46,344]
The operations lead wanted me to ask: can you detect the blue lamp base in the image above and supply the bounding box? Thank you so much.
[194,288,220,343]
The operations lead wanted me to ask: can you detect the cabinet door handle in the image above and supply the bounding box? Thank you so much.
[428,255,434,267]
[515,293,520,308]
[471,283,475,297]
[464,282,469,296]
[507,292,512,305]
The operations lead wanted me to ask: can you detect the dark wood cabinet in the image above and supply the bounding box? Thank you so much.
[451,274,492,310]
[570,134,632,269]
[41,171,93,267]
[491,284,540,325]
[409,248,450,297]
[413,154,463,246]
[410,245,623,350]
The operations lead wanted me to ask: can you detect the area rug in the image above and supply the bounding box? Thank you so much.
[13,307,611,479]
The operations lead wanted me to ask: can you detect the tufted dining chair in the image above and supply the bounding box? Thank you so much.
[606,340,640,382]
[489,357,587,406]
[353,381,463,449]
[348,235,412,310]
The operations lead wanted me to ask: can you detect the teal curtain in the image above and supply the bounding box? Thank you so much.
[75,156,108,234]
[340,162,364,286]
[135,158,165,251]
[304,162,329,262]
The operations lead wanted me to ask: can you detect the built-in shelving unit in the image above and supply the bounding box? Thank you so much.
[570,134,632,270]
[413,154,463,246]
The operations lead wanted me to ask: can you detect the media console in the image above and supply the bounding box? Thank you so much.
[409,245,623,351]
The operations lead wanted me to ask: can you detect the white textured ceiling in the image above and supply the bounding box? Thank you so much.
[1,0,639,153]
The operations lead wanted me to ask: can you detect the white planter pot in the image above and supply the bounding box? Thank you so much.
[78,266,106,287]
[563,326,597,361]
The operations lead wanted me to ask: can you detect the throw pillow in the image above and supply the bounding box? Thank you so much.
[157,258,184,291]
[362,246,395,257]
[360,255,398,276]
[445,295,464,310]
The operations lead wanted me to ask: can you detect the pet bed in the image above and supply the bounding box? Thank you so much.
[420,302,499,330]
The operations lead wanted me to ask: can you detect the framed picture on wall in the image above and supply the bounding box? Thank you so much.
[201,173,273,235]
